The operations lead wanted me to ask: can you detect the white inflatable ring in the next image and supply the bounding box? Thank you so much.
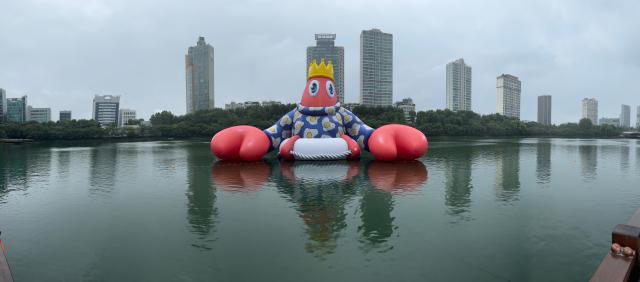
[280,138,350,160]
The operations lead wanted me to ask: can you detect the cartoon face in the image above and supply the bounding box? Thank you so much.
[300,76,338,107]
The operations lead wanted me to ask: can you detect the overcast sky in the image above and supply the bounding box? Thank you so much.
[1,0,639,124]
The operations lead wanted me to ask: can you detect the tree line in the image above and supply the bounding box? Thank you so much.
[0,104,626,140]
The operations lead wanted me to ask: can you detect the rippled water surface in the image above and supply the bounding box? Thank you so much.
[1,138,640,281]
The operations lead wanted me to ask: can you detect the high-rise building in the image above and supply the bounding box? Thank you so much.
[28,107,51,123]
[6,95,27,123]
[307,34,345,104]
[599,117,620,127]
[93,95,120,127]
[185,36,215,114]
[637,106,640,129]
[537,95,552,125]
[360,28,393,106]
[620,104,631,128]
[0,88,6,121]
[59,110,72,122]
[118,109,137,127]
[496,74,521,119]
[446,58,472,112]
[581,98,598,125]
[394,98,416,122]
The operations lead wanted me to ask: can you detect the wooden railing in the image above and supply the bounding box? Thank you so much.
[0,234,13,282]
[590,209,640,282]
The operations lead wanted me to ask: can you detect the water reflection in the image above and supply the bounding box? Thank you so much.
[186,145,218,249]
[620,142,630,172]
[366,161,428,193]
[536,141,551,184]
[56,150,71,180]
[579,144,598,181]
[637,143,640,172]
[495,142,521,202]
[279,161,358,257]
[359,161,428,252]
[211,161,272,192]
[89,144,118,195]
[0,144,52,202]
[209,160,428,256]
[0,146,11,194]
[151,142,182,177]
[431,145,476,218]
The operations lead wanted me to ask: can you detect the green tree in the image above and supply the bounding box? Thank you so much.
[578,118,593,130]
[150,111,178,126]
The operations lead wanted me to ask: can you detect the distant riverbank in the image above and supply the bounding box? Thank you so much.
[0,104,630,141]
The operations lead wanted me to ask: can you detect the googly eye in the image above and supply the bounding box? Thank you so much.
[308,80,319,96]
[326,81,335,98]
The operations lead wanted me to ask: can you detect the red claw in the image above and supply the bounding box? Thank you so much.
[368,124,428,161]
[279,135,300,161]
[341,134,361,160]
[210,125,270,161]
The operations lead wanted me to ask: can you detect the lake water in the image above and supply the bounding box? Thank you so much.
[1,138,639,281]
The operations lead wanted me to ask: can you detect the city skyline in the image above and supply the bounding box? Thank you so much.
[1,1,639,124]
[2,70,638,126]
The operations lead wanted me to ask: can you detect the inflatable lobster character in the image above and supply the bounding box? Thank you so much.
[211,59,428,161]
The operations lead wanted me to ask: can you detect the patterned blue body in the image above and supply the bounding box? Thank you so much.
[263,104,375,151]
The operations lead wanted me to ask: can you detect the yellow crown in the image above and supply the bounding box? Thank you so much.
[308,59,334,80]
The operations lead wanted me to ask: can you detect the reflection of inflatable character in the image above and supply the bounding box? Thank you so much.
[211,161,428,194]
[279,162,358,255]
[367,161,428,193]
[211,161,272,193]
[211,161,428,255]
[210,59,428,161]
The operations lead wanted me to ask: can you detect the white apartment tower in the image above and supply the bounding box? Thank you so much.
[360,28,393,106]
[446,58,472,111]
[118,109,137,127]
[581,98,598,125]
[620,104,631,128]
[496,74,522,119]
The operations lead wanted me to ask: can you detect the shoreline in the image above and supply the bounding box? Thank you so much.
[1,135,636,145]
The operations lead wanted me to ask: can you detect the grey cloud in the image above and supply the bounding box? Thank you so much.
[1,0,638,124]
